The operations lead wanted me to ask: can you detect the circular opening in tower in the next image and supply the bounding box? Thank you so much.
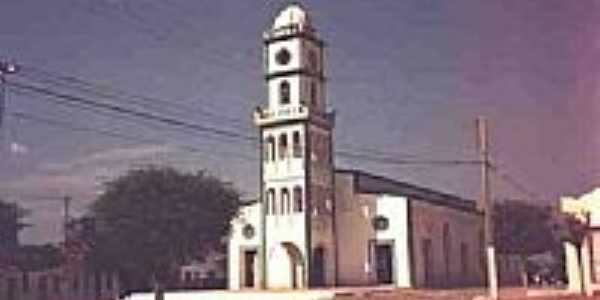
[276,48,291,66]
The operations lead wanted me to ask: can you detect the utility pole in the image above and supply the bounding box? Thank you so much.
[63,195,72,300]
[1,60,19,156]
[0,60,18,129]
[477,116,498,299]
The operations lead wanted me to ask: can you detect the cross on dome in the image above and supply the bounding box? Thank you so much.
[272,3,312,30]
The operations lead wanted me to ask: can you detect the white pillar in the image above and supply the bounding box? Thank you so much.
[565,241,582,293]
[582,236,594,297]
[486,246,499,299]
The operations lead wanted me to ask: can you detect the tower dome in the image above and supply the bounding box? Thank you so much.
[272,4,312,30]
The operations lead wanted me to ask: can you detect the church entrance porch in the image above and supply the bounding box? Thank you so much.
[268,242,306,290]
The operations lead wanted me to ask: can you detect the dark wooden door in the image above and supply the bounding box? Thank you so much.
[244,250,257,288]
[375,244,393,284]
[312,247,325,286]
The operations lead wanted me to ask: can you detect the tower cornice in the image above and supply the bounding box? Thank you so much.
[265,69,326,82]
[263,30,325,48]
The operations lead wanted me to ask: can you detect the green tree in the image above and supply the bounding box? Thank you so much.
[0,199,28,263]
[494,200,558,287]
[89,166,241,298]
[556,213,587,247]
[13,244,63,271]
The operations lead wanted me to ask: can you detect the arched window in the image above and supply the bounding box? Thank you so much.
[279,133,288,160]
[264,136,275,161]
[293,186,303,212]
[281,188,290,215]
[292,131,302,158]
[267,189,276,215]
[280,81,290,105]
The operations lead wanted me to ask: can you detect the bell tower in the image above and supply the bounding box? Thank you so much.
[254,4,336,289]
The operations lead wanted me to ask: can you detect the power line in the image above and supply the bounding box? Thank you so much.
[19,66,432,160]
[6,76,494,172]
[8,78,473,167]
[9,79,482,168]
[8,86,255,150]
[490,164,542,202]
[10,111,257,162]
[335,150,481,166]
[18,65,251,129]
[7,80,257,143]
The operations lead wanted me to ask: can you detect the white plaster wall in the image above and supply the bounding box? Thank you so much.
[375,195,411,287]
[409,200,484,288]
[261,123,310,289]
[591,231,600,283]
[228,202,262,290]
[265,214,307,289]
[268,76,303,108]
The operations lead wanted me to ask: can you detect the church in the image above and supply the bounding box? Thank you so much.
[228,4,494,290]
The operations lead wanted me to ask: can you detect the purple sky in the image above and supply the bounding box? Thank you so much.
[1,0,599,244]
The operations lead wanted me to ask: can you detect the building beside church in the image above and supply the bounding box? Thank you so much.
[228,4,490,290]
[560,188,600,295]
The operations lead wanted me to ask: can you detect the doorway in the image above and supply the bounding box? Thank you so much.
[375,243,394,284]
[243,249,257,288]
[312,247,325,286]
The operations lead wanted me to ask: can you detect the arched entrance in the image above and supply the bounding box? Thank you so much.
[281,242,306,289]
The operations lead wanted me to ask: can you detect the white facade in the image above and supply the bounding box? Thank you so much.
[228,3,488,291]
[228,202,262,290]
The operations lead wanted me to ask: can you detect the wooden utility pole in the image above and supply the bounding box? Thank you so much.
[0,61,18,130]
[477,116,498,299]
[63,195,72,300]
